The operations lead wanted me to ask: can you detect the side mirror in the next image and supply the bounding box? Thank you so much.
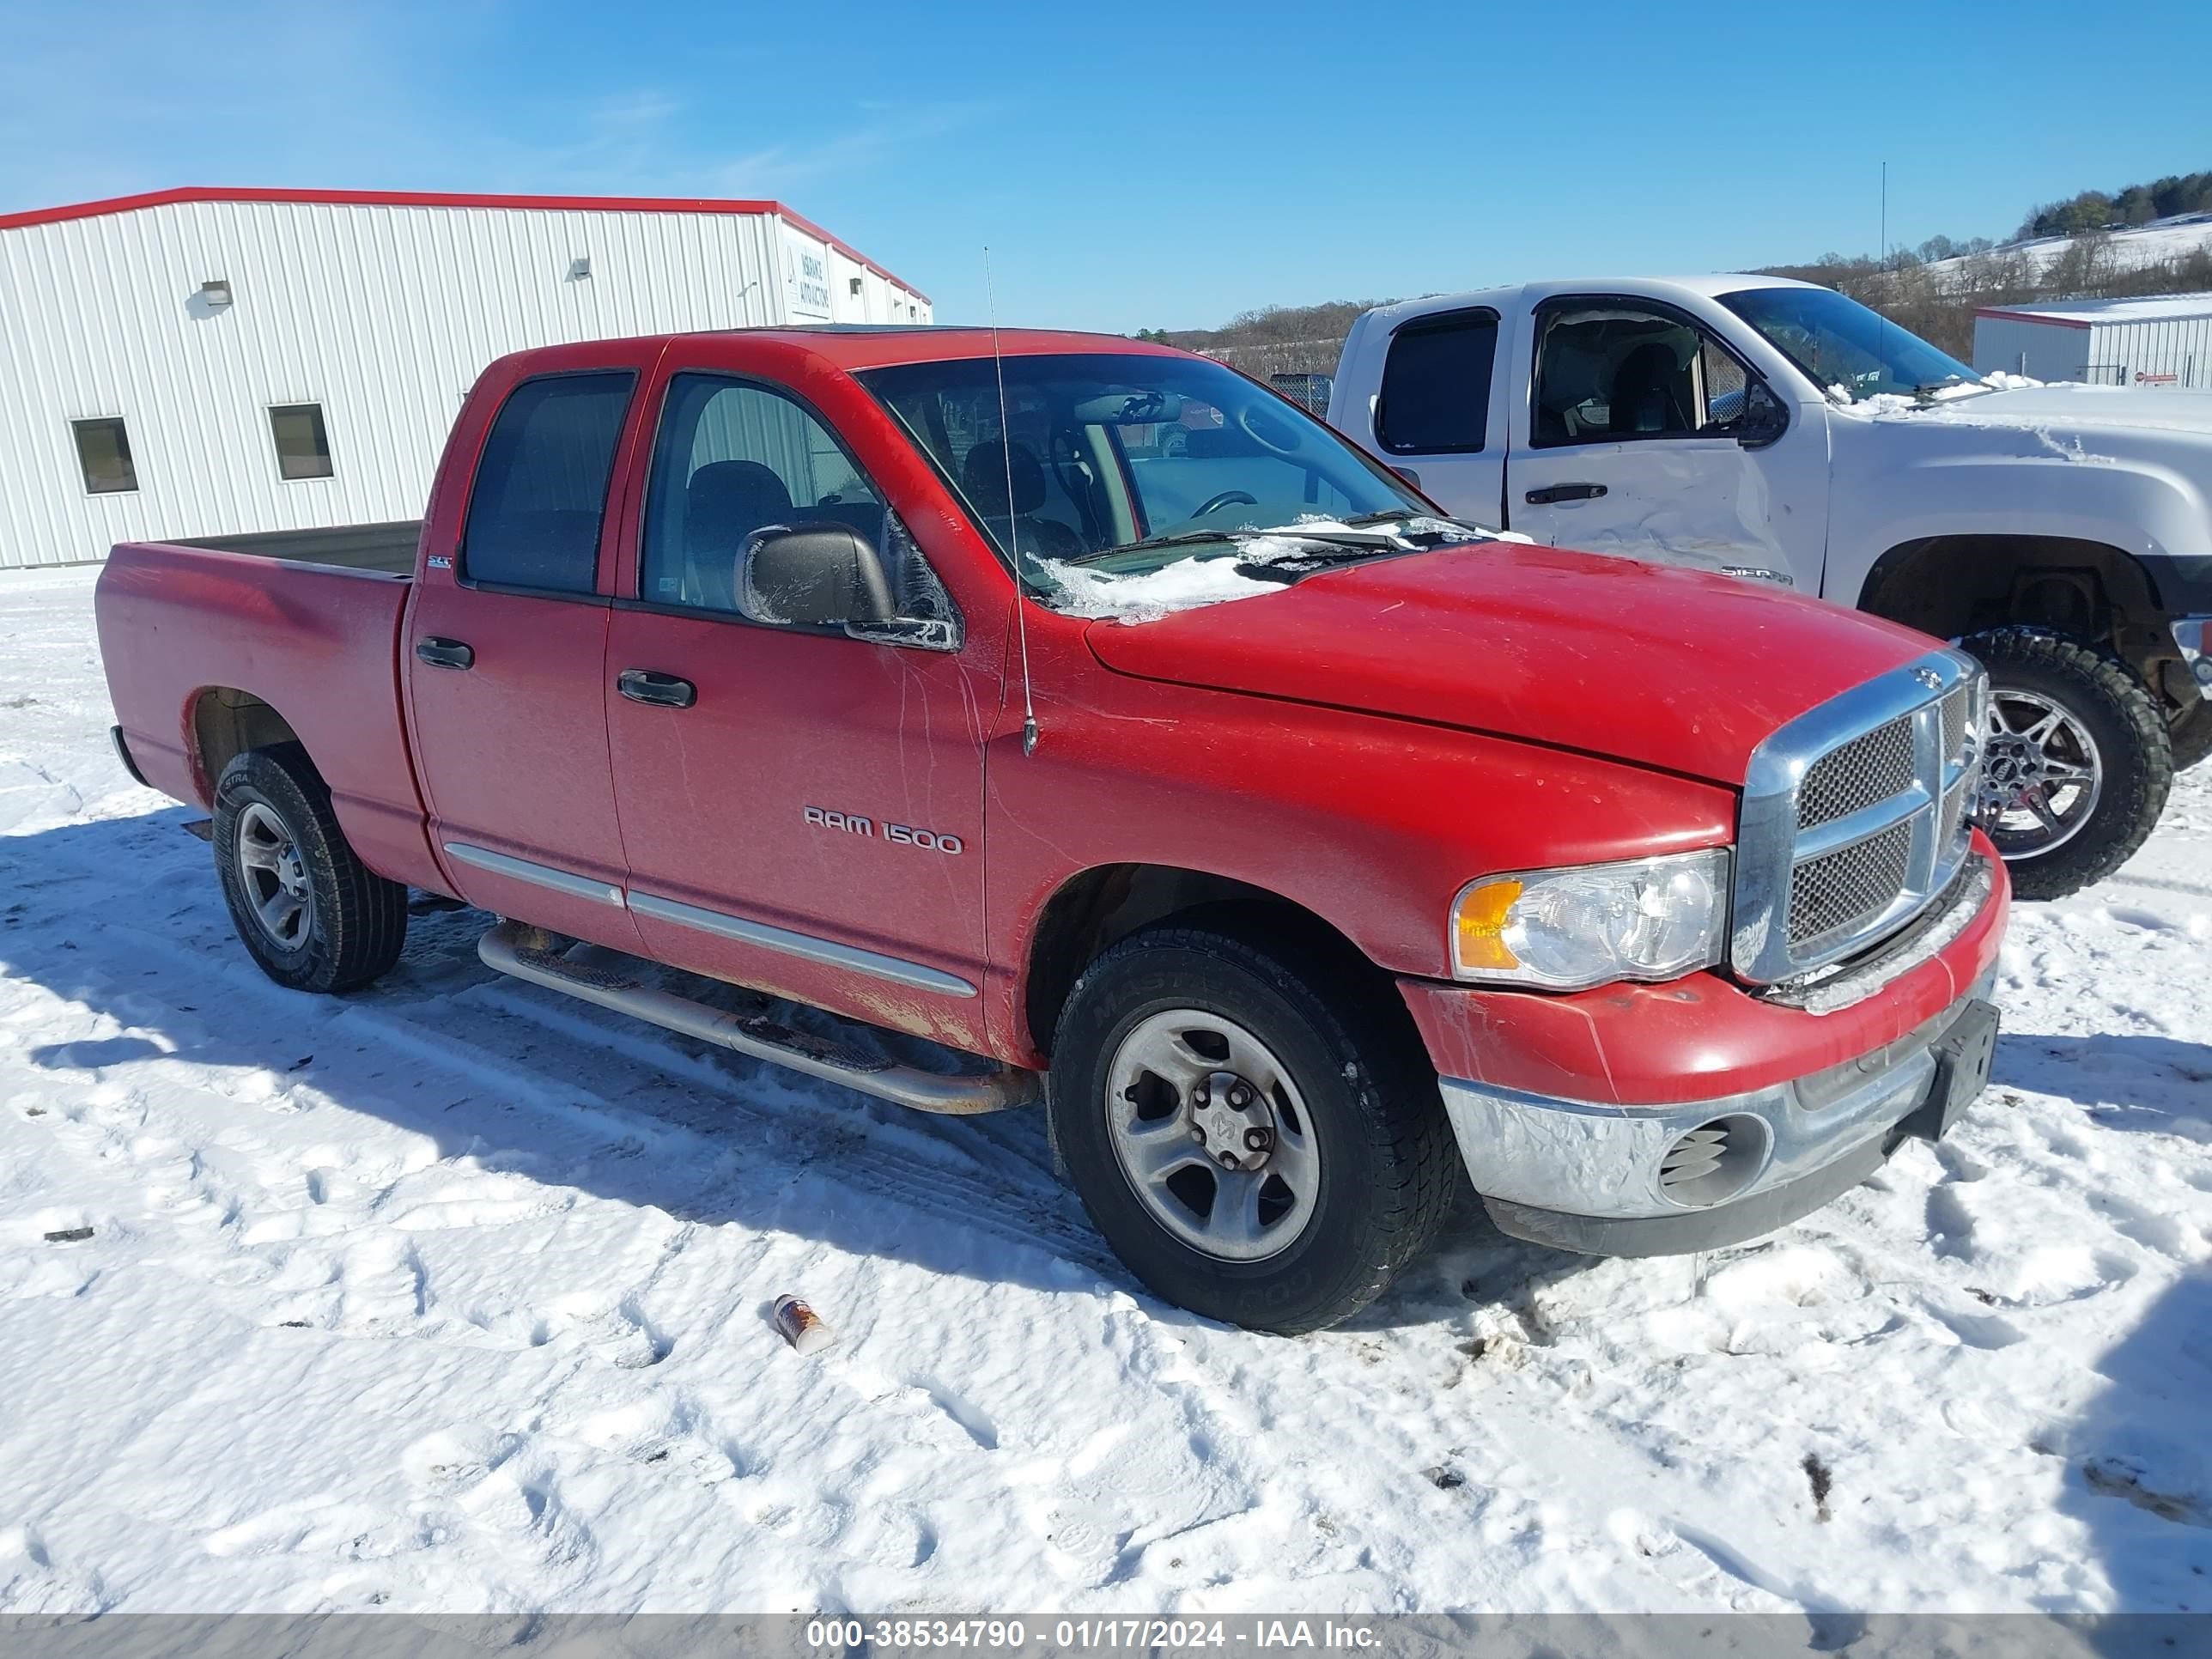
[741,522,896,627]
[1733,380,1790,449]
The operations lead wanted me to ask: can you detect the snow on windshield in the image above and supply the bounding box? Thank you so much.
[1035,516,1521,625]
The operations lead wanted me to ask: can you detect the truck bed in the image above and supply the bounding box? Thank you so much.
[169,520,422,574]
[96,536,443,893]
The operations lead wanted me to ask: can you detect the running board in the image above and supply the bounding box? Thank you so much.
[477,921,1036,1115]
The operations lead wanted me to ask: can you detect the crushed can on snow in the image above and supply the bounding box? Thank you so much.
[773,1294,836,1356]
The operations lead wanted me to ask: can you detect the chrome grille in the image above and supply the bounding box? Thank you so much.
[1732,651,1986,984]
[1941,686,1970,765]
[1789,820,1913,944]
[1937,774,1969,853]
[1797,715,1915,829]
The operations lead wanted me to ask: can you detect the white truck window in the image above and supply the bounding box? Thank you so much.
[1376,311,1498,454]
[1534,305,1705,444]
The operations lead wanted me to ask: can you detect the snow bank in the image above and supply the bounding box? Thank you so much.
[3,568,2209,1615]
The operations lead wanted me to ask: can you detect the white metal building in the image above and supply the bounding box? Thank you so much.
[0,187,933,568]
[1972,294,2212,390]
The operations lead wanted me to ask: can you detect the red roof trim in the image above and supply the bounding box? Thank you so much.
[0,185,930,304]
[1972,306,2091,330]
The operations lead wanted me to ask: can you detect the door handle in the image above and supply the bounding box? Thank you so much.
[415,635,475,670]
[1524,483,1607,505]
[617,668,697,709]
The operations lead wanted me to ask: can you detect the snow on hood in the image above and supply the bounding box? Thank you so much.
[1839,380,2212,439]
[1082,541,1935,785]
[1037,517,1528,625]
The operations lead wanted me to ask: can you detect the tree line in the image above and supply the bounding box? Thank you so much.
[2020,169,2212,239]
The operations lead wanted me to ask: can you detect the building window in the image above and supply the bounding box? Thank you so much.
[269,404,334,480]
[73,418,138,495]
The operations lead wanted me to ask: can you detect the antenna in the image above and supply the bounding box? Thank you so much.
[1877,161,1892,369]
[985,246,1040,757]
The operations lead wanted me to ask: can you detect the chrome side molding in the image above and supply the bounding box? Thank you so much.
[628,890,977,999]
[443,842,625,907]
[439,845,975,998]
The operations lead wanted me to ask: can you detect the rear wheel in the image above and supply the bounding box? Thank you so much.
[1048,921,1456,1334]
[214,744,408,993]
[1960,628,2172,901]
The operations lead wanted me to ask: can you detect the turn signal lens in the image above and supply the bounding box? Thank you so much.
[1453,878,1525,972]
[1448,849,1731,990]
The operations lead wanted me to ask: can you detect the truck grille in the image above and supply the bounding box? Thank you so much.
[1789,820,1913,944]
[1796,715,1915,829]
[1732,653,1984,984]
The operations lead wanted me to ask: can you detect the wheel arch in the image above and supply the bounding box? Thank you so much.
[1857,535,2168,663]
[187,687,306,804]
[1021,862,1380,1059]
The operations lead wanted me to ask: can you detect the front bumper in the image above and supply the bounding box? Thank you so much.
[1444,982,1994,1255]
[1407,839,2009,1257]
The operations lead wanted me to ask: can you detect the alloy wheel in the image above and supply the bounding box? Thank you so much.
[235,800,315,948]
[1975,687,2103,860]
[1103,1008,1321,1262]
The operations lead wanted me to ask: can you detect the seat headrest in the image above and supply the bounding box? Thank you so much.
[962,440,1048,519]
[1611,343,1691,433]
[686,460,793,548]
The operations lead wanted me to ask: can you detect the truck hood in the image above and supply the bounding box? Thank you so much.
[1848,383,2212,453]
[1930,383,2212,434]
[1081,544,1936,785]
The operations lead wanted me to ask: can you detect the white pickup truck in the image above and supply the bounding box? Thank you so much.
[1328,277,2212,899]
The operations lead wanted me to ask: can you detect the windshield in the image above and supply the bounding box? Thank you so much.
[857,352,1437,588]
[1717,287,1979,404]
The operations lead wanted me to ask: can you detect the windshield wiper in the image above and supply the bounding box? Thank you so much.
[1065,521,1414,568]
[1061,531,1234,566]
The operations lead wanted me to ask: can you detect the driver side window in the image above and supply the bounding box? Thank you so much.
[640,374,956,640]
[1532,304,1756,447]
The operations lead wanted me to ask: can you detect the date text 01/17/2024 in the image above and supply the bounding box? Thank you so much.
[801,1618,1382,1650]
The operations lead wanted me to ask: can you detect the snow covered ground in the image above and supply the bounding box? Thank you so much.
[1923,213,2212,287]
[2,565,2208,1617]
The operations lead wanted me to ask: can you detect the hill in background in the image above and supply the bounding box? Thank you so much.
[1153,169,2212,379]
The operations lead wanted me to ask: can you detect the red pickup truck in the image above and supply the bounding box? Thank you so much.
[96,326,2009,1333]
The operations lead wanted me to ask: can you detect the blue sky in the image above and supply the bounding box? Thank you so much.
[3,0,2206,331]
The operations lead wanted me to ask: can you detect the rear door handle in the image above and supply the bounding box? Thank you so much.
[1524,482,1607,505]
[415,635,474,670]
[617,668,697,709]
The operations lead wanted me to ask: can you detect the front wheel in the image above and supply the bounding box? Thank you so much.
[1048,921,1457,1334]
[213,743,409,994]
[1960,629,2172,901]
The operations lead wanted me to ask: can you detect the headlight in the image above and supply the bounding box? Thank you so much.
[1450,849,1731,990]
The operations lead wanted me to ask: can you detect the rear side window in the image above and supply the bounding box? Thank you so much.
[1376,312,1498,453]
[462,372,636,593]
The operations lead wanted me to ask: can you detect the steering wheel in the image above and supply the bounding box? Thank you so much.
[1192,489,1259,518]
[1237,403,1304,455]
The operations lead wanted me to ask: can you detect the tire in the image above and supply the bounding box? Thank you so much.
[1048,919,1456,1334]
[2168,690,2212,772]
[1960,628,2172,901]
[213,743,408,994]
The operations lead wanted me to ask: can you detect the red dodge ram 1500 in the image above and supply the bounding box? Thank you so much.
[97,326,2009,1332]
